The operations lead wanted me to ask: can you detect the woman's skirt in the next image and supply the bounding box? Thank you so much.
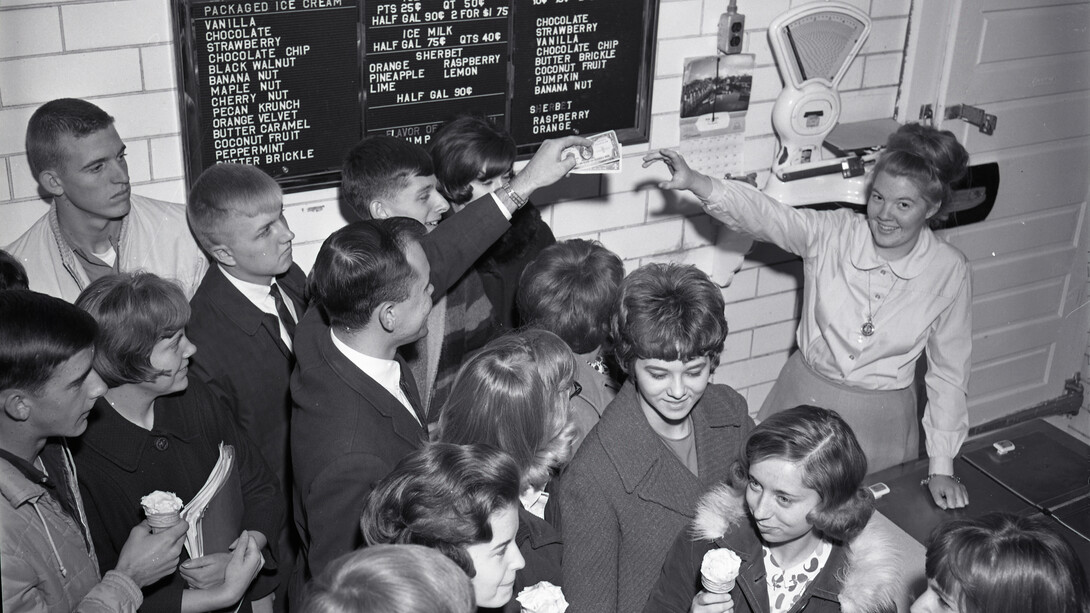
[757,352,918,473]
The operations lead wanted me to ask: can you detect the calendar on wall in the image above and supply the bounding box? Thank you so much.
[678,53,754,180]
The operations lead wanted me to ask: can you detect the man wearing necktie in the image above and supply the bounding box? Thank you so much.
[289,219,434,582]
[185,164,305,610]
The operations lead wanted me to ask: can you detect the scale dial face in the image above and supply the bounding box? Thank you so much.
[769,3,870,89]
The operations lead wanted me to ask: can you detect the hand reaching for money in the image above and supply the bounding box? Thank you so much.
[562,130,622,174]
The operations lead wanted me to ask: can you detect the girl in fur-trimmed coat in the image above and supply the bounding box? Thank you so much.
[644,406,904,613]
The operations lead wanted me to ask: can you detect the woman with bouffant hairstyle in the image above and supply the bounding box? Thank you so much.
[301,544,474,613]
[559,263,753,613]
[647,124,974,510]
[646,406,903,613]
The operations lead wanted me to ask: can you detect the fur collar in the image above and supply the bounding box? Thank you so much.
[692,484,906,613]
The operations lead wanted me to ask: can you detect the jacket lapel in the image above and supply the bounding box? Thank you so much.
[278,263,308,317]
[319,331,426,447]
[206,266,293,358]
[738,549,771,613]
[599,382,703,516]
[396,356,428,433]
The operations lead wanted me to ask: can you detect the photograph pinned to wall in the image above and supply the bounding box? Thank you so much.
[678,54,755,180]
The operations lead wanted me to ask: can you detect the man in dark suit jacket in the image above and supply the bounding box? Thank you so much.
[185,164,516,609]
[291,219,434,580]
[185,165,305,609]
[340,134,591,416]
[186,159,523,487]
[293,136,590,580]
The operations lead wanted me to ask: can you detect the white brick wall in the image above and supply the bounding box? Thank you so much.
[0,0,912,403]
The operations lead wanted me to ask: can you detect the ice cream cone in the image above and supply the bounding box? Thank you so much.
[700,548,741,594]
[146,511,181,533]
[141,490,184,533]
[701,575,736,594]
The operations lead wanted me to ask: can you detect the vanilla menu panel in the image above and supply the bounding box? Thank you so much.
[175,0,658,191]
[180,0,361,189]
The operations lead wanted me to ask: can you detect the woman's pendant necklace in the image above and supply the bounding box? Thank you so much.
[861,319,875,337]
[861,270,879,337]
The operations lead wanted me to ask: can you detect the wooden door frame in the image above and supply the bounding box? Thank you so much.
[898,1,957,135]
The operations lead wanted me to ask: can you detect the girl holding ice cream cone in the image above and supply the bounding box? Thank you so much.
[645,406,902,613]
[71,273,283,613]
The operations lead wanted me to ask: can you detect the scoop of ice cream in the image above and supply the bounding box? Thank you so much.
[141,491,183,514]
[516,581,568,613]
[701,548,741,585]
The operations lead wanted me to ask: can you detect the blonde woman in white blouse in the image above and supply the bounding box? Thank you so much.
[644,123,972,509]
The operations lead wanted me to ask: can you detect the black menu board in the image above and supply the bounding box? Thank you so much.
[175,0,658,191]
[509,0,652,154]
[177,0,362,190]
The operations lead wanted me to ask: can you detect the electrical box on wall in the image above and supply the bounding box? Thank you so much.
[718,1,745,54]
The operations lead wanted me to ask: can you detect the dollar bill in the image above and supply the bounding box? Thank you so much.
[563,130,622,174]
[576,158,621,173]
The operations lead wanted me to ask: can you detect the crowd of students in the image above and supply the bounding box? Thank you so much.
[1,97,1087,613]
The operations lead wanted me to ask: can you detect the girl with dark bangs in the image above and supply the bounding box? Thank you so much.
[558,263,754,613]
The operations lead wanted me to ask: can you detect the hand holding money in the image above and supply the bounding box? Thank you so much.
[562,130,622,174]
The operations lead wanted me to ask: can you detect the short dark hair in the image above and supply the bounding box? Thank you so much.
[438,329,577,492]
[308,218,426,330]
[341,136,434,219]
[26,98,115,177]
[611,263,727,372]
[868,123,969,212]
[926,513,1090,613]
[0,290,97,393]
[729,405,873,542]
[0,250,29,290]
[518,239,624,354]
[187,163,283,251]
[360,442,521,576]
[75,273,190,387]
[302,544,475,613]
[429,115,516,206]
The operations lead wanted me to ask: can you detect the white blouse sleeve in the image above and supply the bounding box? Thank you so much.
[921,268,972,475]
[699,178,841,259]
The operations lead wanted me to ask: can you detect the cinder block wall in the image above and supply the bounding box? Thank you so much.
[0,0,912,411]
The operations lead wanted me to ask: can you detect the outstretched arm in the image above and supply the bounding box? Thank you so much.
[642,149,715,199]
[424,134,591,296]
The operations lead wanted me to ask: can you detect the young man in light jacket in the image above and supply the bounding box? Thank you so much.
[0,290,189,612]
[5,98,208,303]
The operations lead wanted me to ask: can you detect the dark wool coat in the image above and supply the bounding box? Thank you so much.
[558,381,753,613]
[644,484,905,613]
